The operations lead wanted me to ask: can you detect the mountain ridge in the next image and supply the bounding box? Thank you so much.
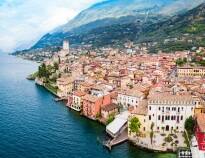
[14,0,205,54]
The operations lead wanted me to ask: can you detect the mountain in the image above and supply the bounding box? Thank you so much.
[54,0,204,33]
[140,2,205,52]
[15,0,205,54]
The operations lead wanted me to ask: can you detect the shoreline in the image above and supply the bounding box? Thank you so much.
[32,79,176,155]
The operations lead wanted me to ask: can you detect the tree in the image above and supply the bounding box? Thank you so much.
[150,131,154,144]
[38,63,46,77]
[185,116,195,137]
[54,62,59,71]
[106,113,115,125]
[150,122,154,144]
[151,122,154,131]
[129,117,141,135]
[164,135,173,143]
[176,58,187,66]
[162,127,165,134]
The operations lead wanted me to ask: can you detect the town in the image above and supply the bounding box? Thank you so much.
[33,40,205,158]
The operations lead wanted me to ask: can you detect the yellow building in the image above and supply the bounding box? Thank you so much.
[128,100,148,138]
[194,99,205,117]
[57,77,74,97]
[177,66,205,77]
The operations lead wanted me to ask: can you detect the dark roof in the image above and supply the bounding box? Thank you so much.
[101,104,118,112]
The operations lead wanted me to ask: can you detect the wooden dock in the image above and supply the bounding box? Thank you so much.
[104,128,128,150]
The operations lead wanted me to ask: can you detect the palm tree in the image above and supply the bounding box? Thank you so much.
[150,122,154,144]
[162,127,165,134]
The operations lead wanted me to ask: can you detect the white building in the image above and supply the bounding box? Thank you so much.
[117,89,145,109]
[70,91,86,111]
[147,94,197,132]
[90,84,113,97]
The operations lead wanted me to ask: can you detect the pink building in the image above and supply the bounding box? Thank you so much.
[195,113,205,151]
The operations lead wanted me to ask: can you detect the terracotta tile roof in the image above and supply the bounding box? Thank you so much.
[83,94,100,102]
[73,91,86,97]
[80,82,94,87]
[119,89,144,98]
[101,104,118,112]
[148,93,195,103]
[57,77,74,84]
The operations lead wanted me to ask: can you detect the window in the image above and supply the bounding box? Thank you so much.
[149,106,151,110]
[158,115,161,120]
[149,115,151,120]
[177,116,179,123]
[143,127,146,131]
[181,116,183,120]
[159,107,161,111]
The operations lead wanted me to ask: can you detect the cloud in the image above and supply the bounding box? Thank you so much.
[0,0,102,52]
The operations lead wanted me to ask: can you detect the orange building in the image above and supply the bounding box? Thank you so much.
[82,94,111,120]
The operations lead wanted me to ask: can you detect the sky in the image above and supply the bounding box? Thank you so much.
[0,0,102,52]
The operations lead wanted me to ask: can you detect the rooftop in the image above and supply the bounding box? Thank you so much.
[119,89,144,98]
[101,104,118,112]
[83,94,100,102]
[148,93,195,103]
[73,91,86,97]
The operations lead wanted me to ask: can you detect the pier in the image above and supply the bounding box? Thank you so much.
[54,97,67,102]
[104,128,128,150]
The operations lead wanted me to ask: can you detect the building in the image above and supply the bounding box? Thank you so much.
[194,99,205,117]
[69,91,86,111]
[117,89,145,109]
[73,76,85,91]
[78,82,93,93]
[101,103,118,120]
[57,77,74,97]
[106,111,129,138]
[82,94,111,120]
[195,113,205,151]
[147,94,196,132]
[59,40,70,63]
[177,66,205,77]
[90,84,113,97]
[128,100,148,138]
[63,40,69,50]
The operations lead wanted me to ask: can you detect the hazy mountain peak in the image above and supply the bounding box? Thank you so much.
[53,0,204,34]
